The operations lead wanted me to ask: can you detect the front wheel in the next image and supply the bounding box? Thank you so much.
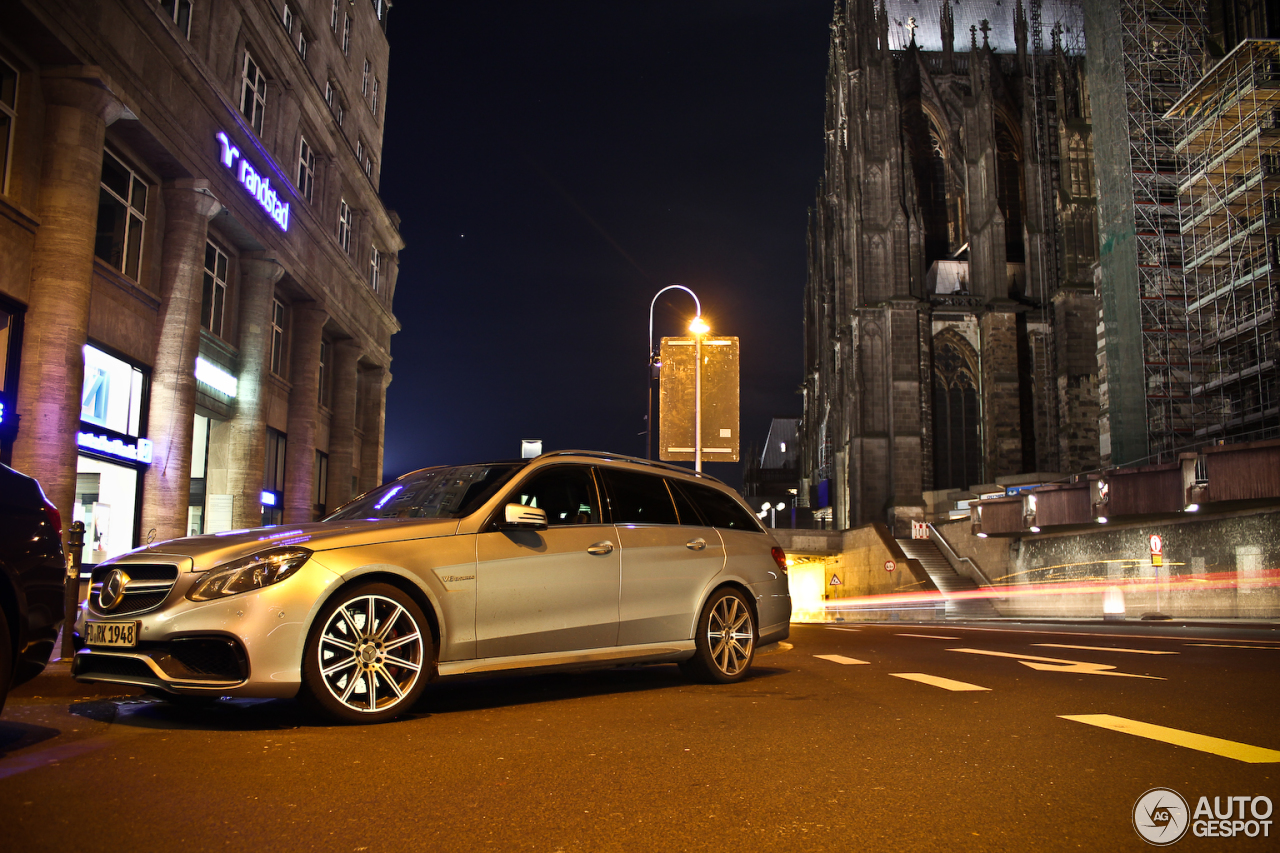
[680,588,756,684]
[301,582,432,724]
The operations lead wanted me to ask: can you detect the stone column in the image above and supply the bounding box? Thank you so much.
[225,253,284,529]
[981,302,1026,480]
[12,68,122,532]
[324,340,362,511]
[283,302,328,524]
[140,181,223,543]
[358,365,390,493]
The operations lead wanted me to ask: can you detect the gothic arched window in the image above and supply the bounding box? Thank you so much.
[996,121,1025,263]
[932,331,983,490]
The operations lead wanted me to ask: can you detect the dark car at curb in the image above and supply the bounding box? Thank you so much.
[0,462,66,714]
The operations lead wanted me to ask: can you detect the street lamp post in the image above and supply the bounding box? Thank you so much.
[647,284,701,460]
[688,314,709,472]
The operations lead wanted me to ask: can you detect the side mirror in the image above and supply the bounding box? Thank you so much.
[502,503,548,530]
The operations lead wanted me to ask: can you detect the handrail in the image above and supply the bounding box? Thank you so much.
[926,523,997,590]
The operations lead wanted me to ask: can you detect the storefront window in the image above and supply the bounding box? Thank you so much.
[0,299,22,462]
[76,344,149,564]
[263,427,286,526]
[188,413,209,535]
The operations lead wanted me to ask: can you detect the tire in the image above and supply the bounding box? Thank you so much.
[301,582,432,724]
[0,605,12,716]
[680,588,756,684]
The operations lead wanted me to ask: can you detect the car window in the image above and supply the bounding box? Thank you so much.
[675,481,761,531]
[667,477,705,525]
[327,463,524,520]
[508,465,600,525]
[600,468,679,525]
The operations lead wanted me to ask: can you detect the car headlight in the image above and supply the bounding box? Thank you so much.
[187,547,312,601]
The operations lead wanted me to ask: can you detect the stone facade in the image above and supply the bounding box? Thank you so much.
[801,0,1101,533]
[0,0,403,559]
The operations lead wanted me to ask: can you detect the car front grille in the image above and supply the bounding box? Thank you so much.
[89,563,180,617]
[75,653,156,681]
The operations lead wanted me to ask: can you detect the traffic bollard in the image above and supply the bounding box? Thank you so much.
[61,521,85,661]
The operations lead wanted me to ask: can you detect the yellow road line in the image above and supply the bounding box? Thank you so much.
[1034,643,1177,655]
[890,673,990,692]
[814,654,869,665]
[896,633,961,640]
[1061,714,1280,763]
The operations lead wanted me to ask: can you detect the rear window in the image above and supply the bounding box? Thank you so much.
[599,468,679,525]
[674,481,761,531]
[327,463,524,521]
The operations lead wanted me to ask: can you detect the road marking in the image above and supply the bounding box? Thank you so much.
[948,648,1165,679]
[1034,643,1177,655]
[825,626,861,632]
[942,625,1280,645]
[896,633,961,640]
[1185,643,1279,650]
[814,654,869,665]
[1061,714,1280,764]
[890,673,990,692]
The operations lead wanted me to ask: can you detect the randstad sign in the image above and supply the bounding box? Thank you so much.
[216,131,290,232]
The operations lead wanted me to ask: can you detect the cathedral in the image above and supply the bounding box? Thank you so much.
[799,0,1101,531]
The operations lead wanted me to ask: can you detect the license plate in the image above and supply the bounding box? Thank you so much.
[85,621,139,647]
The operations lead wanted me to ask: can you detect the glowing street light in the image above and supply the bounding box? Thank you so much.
[689,314,710,471]
[647,284,702,460]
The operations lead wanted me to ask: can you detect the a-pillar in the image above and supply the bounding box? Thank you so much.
[283,302,328,524]
[12,68,122,535]
[324,340,362,511]
[358,365,390,493]
[225,253,285,530]
[140,180,223,543]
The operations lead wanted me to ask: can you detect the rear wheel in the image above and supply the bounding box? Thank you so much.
[680,588,756,684]
[301,582,431,724]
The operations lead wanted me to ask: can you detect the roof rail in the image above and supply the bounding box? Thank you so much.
[537,450,726,484]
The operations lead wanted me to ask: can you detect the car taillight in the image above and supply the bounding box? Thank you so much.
[42,499,63,538]
[771,546,787,571]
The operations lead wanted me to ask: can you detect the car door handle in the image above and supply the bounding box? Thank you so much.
[686,538,707,551]
[586,541,615,555]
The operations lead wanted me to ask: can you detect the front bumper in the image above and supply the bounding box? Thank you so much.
[72,559,340,698]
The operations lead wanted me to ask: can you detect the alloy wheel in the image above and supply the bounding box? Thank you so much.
[707,594,754,677]
[316,593,425,713]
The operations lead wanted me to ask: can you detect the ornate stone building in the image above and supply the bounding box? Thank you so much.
[0,0,402,563]
[800,0,1101,531]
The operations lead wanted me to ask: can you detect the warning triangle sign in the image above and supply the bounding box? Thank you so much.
[830,575,842,586]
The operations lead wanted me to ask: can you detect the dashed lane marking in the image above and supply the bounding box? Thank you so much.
[1060,714,1280,763]
[948,648,1165,679]
[890,673,990,692]
[1185,643,1280,650]
[1033,643,1178,655]
[824,626,861,632]
[814,654,870,665]
[896,633,961,640]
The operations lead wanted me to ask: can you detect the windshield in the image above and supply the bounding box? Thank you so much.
[325,463,525,521]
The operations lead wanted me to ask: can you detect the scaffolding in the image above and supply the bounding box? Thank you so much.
[1118,0,1205,460]
[1170,39,1280,442]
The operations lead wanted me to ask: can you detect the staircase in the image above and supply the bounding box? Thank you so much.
[896,537,1001,619]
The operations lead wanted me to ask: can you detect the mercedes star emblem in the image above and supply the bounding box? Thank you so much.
[99,569,132,611]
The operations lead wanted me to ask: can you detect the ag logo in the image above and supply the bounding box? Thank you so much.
[1134,787,1190,845]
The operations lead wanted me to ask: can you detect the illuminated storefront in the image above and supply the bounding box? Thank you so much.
[75,344,149,564]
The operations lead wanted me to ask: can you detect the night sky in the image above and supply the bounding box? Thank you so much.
[378,1,834,487]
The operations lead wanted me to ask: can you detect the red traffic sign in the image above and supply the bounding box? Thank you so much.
[1149,534,1163,555]
[884,560,896,573]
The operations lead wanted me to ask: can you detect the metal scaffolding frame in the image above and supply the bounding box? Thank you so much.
[1170,39,1280,442]
[1118,0,1205,460]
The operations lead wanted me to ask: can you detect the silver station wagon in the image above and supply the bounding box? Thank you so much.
[73,451,792,722]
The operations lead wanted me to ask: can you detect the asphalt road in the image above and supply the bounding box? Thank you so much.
[2,621,1278,852]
